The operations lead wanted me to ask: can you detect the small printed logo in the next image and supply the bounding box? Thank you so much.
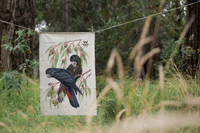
[82,41,89,47]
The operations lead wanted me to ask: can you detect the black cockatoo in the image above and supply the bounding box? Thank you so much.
[57,55,83,106]
[46,68,83,108]
[67,55,82,79]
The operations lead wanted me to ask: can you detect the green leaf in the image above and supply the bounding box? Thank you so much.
[59,91,65,101]
[1,36,6,41]
[76,77,80,83]
[83,78,87,85]
[15,34,22,42]
[49,99,52,109]
[5,80,12,89]
[48,54,50,60]
[8,46,13,53]
[45,92,49,102]
[79,93,84,101]
[82,50,89,58]
[80,47,84,51]
[53,54,59,68]
[80,46,89,58]
[80,56,83,64]
[64,60,67,68]
[49,56,53,66]
[51,89,57,98]
[44,87,51,95]
[15,30,23,36]
[78,81,84,88]
[45,46,54,53]
[45,89,52,102]
[60,46,65,54]
[27,29,35,37]
[58,41,64,45]
[83,55,87,66]
[60,51,66,59]
[88,87,91,97]
[60,61,64,67]
[25,59,30,63]
[85,88,87,97]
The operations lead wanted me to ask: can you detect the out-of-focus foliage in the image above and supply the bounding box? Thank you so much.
[36,0,186,77]
[2,29,34,54]
[0,71,23,92]
[1,29,39,79]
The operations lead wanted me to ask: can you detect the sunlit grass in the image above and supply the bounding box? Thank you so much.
[0,73,200,132]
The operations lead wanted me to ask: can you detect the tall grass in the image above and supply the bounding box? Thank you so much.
[0,72,200,132]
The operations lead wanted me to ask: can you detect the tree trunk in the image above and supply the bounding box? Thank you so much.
[63,0,68,32]
[0,0,35,71]
[183,0,200,78]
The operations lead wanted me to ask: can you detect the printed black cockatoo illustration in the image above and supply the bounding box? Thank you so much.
[57,55,83,107]
[46,68,83,108]
[67,55,82,79]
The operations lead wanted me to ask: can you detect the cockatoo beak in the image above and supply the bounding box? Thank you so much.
[46,74,52,78]
[71,61,77,67]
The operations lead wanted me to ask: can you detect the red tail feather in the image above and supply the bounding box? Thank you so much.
[67,91,72,101]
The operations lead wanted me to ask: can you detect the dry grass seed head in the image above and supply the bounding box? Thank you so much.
[106,49,124,80]
[109,113,200,133]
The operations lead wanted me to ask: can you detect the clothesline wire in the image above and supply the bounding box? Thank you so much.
[0,1,199,34]
[0,19,37,32]
[96,1,200,33]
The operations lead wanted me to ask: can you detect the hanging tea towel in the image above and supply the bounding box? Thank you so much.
[39,32,96,116]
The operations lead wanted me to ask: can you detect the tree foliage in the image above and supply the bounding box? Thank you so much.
[36,0,199,78]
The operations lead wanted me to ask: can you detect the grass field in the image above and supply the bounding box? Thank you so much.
[0,69,200,133]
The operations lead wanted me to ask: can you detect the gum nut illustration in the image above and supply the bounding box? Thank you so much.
[62,59,66,63]
[49,49,55,56]
[64,43,68,48]
[67,47,72,53]
[48,90,52,97]
[46,68,83,108]
[48,82,52,86]
[74,47,78,51]
[49,50,52,56]
[52,99,58,106]
[47,87,53,97]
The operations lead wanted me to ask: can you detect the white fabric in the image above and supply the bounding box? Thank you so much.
[39,32,96,115]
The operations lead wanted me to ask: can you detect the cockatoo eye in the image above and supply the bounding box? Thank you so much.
[46,74,52,78]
